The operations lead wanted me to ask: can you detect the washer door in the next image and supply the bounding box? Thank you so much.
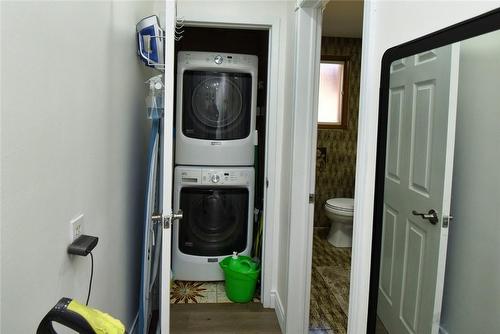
[178,188,249,256]
[182,70,252,140]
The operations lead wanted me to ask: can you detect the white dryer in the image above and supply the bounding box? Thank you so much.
[172,166,254,281]
[175,51,258,166]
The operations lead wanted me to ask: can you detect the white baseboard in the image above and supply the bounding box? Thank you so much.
[271,290,286,333]
[266,288,276,309]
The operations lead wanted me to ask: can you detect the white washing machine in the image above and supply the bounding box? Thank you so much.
[172,166,254,281]
[175,51,258,166]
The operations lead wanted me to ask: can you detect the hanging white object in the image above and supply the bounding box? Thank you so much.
[145,75,164,119]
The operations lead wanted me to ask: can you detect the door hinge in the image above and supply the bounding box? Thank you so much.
[266,178,269,188]
[152,210,183,229]
[309,194,315,203]
[443,215,453,228]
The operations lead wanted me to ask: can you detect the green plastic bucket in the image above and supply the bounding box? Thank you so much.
[220,255,260,303]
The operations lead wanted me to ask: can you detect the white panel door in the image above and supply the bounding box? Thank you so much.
[160,1,177,333]
[378,43,460,334]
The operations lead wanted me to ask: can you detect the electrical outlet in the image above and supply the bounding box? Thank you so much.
[70,214,84,241]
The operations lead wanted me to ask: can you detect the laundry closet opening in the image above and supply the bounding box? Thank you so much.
[170,26,270,305]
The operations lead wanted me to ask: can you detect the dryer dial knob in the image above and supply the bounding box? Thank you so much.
[214,55,223,64]
[211,174,221,183]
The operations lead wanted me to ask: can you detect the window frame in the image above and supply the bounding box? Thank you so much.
[317,55,350,130]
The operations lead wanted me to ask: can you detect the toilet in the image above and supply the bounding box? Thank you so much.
[324,198,354,247]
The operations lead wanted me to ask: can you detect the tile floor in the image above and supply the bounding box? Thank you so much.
[170,280,260,304]
[309,229,351,334]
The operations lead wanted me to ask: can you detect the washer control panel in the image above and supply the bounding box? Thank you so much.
[211,173,221,183]
[202,169,250,185]
[178,168,252,186]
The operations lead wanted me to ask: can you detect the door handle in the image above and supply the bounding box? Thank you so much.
[152,210,183,229]
[171,210,183,221]
[412,209,439,225]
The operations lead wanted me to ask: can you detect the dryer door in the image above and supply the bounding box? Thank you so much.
[182,71,252,140]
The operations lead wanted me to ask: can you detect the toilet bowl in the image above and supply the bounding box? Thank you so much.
[324,198,354,247]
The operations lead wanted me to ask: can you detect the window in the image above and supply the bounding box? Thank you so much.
[318,56,349,129]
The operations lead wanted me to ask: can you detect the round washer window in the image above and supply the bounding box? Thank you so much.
[188,191,239,243]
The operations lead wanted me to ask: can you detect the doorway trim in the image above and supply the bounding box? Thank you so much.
[285,1,376,333]
[178,14,283,311]
[285,0,324,332]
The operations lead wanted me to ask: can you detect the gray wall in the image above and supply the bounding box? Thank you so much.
[0,1,160,331]
[440,29,500,333]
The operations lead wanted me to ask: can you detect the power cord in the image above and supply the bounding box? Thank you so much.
[86,252,94,306]
[66,234,98,305]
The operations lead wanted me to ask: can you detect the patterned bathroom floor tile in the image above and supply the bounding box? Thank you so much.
[309,329,335,334]
[309,232,351,334]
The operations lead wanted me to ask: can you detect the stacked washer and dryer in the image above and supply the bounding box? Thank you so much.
[172,51,258,281]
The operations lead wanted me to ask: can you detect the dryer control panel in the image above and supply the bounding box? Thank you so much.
[178,51,258,69]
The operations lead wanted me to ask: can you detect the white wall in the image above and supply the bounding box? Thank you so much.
[0,1,160,332]
[351,1,500,333]
[439,29,500,334]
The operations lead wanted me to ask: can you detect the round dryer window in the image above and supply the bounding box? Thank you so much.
[191,77,243,128]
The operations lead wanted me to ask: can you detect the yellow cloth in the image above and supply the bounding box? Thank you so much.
[67,300,125,334]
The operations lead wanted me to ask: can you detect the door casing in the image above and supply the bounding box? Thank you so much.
[169,15,284,311]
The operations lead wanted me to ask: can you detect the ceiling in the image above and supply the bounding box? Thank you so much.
[322,0,364,38]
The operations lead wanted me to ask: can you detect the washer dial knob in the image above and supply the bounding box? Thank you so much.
[211,174,221,183]
[214,55,223,64]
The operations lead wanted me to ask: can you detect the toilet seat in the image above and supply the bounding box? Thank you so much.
[325,198,354,213]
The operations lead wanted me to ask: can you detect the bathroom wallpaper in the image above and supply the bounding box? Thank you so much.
[314,37,362,227]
